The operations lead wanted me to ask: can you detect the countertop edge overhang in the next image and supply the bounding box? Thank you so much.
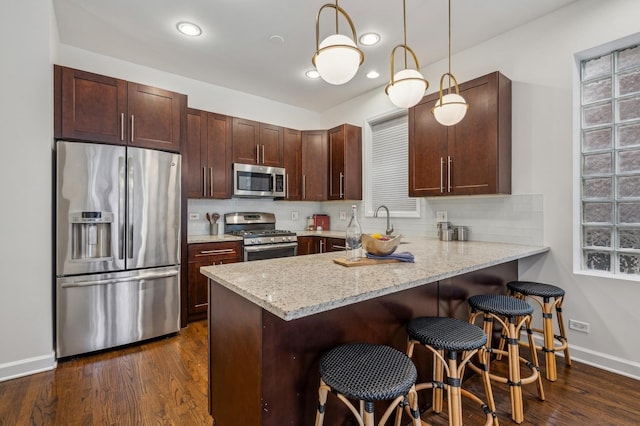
[200,239,549,321]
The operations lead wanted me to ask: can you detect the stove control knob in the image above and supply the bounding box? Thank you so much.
[270,237,276,243]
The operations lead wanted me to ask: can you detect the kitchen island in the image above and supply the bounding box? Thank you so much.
[201,238,548,425]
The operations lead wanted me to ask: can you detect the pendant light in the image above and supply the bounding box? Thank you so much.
[312,1,364,85]
[385,0,428,109]
[432,0,468,126]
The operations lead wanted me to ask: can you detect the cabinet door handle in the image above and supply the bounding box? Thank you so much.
[210,167,214,197]
[302,175,306,200]
[196,249,236,256]
[447,156,452,193]
[261,145,265,164]
[202,167,207,197]
[130,115,135,142]
[319,239,325,253]
[339,172,344,199]
[286,173,289,198]
[256,145,260,164]
[120,113,125,141]
[440,157,444,193]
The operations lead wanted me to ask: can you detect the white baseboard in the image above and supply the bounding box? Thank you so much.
[530,334,640,381]
[0,352,57,382]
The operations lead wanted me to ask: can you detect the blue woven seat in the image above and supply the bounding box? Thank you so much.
[407,317,487,352]
[315,343,421,426]
[468,294,533,317]
[507,281,565,298]
[319,343,417,401]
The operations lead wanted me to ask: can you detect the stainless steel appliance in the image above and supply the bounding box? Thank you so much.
[55,141,181,358]
[233,163,286,198]
[225,212,297,261]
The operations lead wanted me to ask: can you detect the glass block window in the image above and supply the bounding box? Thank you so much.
[581,44,640,275]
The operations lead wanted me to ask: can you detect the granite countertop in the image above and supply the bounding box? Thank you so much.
[200,237,549,321]
[187,230,344,244]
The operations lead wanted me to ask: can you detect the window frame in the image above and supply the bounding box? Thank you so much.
[363,109,420,219]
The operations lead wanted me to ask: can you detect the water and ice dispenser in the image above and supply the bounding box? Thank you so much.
[69,211,113,261]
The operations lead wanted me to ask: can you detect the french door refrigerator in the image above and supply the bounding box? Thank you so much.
[55,140,181,358]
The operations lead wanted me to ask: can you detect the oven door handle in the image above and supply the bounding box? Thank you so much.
[244,242,299,253]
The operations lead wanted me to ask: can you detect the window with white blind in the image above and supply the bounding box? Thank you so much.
[580,43,640,276]
[364,112,419,217]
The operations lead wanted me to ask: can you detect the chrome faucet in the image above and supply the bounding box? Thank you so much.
[374,205,394,236]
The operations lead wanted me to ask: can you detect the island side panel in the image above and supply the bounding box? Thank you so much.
[260,283,440,425]
[209,282,263,426]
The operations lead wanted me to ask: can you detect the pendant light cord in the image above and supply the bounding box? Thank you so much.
[447,0,452,89]
[403,0,408,68]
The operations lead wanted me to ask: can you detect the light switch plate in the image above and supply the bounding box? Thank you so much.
[339,211,347,220]
[291,211,299,220]
[436,211,448,222]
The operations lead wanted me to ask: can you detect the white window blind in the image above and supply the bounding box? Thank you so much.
[370,114,416,213]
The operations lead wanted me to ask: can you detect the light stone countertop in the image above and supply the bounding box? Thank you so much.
[200,238,549,321]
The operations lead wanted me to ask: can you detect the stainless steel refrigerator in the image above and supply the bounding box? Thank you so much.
[55,140,181,358]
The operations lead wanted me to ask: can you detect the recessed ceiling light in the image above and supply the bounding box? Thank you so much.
[176,21,202,37]
[366,70,380,79]
[360,33,381,46]
[305,70,321,79]
[270,35,285,45]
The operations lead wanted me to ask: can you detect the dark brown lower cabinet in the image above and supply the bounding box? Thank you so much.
[297,236,345,255]
[187,241,242,322]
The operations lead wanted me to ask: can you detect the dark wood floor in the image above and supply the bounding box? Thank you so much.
[1,320,638,425]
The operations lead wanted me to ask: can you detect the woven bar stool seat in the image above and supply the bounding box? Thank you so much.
[315,343,421,426]
[407,317,498,426]
[507,281,571,381]
[468,294,545,424]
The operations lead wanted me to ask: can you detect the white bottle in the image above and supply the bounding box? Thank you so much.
[346,205,362,261]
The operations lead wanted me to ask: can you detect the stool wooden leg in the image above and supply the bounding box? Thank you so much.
[556,297,572,366]
[542,297,558,381]
[315,380,329,426]
[525,316,545,401]
[505,319,524,424]
[477,346,499,426]
[447,353,462,426]
[433,349,445,414]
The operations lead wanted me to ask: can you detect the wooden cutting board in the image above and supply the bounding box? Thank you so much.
[333,257,402,267]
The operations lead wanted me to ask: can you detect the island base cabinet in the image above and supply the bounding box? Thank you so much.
[208,261,516,425]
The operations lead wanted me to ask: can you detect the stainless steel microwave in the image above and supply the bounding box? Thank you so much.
[233,163,286,198]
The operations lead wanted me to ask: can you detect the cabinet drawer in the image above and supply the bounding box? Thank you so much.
[188,241,242,261]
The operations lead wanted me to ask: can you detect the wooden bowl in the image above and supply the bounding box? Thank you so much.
[362,234,401,256]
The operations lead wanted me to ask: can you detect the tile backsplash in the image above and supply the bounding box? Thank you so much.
[188,194,543,246]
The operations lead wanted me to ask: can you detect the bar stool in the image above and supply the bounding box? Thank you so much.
[506,281,571,381]
[468,294,545,424]
[315,343,421,426]
[406,317,498,426]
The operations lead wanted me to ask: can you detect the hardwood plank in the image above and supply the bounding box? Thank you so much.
[1,320,639,425]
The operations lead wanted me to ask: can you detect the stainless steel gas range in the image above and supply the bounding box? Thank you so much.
[225,212,297,261]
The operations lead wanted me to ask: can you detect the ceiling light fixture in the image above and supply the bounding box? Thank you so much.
[366,70,380,79]
[432,0,468,126]
[306,69,321,79]
[384,0,428,109]
[176,21,202,37]
[359,32,381,46]
[312,0,364,85]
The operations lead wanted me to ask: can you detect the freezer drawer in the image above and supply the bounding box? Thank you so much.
[56,266,180,358]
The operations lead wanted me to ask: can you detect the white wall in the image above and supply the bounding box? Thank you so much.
[2,0,640,381]
[0,1,56,380]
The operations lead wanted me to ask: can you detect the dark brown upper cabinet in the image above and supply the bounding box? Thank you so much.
[409,71,511,197]
[283,128,302,200]
[54,65,185,153]
[186,109,232,199]
[328,124,362,200]
[231,118,283,167]
[301,130,328,201]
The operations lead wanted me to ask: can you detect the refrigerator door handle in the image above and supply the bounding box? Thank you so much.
[60,269,179,288]
[118,156,126,260]
[128,159,134,259]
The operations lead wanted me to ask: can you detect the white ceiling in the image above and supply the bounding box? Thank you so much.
[53,0,577,112]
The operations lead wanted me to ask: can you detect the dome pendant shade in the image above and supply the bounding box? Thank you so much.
[386,69,427,108]
[433,93,468,126]
[313,34,362,85]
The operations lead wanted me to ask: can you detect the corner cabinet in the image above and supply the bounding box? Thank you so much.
[187,241,242,322]
[186,109,232,199]
[232,118,284,167]
[54,65,185,152]
[328,124,362,200]
[408,71,511,196]
[301,130,328,201]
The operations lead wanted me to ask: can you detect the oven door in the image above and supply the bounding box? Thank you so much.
[244,242,298,262]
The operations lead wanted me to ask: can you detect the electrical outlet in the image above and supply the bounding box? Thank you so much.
[291,211,299,220]
[436,211,448,222]
[189,213,200,220]
[339,211,347,220]
[569,319,590,333]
